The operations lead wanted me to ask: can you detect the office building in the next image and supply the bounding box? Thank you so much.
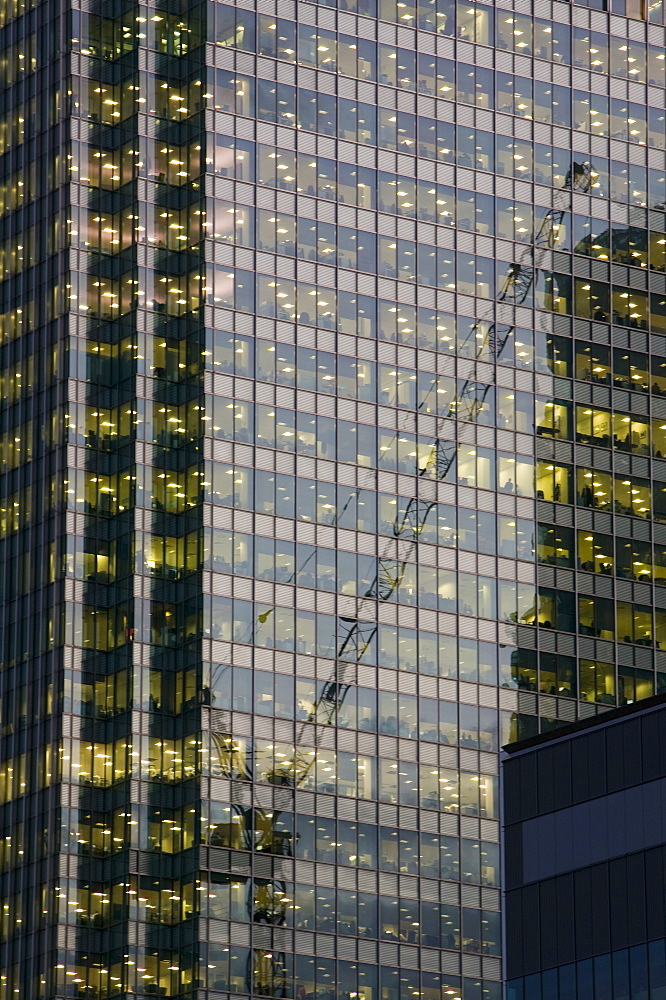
[504,694,666,1000]
[1,0,666,994]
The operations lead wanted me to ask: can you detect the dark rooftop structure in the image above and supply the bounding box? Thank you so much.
[503,692,666,1000]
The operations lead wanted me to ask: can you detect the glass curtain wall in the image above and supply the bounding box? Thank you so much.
[1,0,666,994]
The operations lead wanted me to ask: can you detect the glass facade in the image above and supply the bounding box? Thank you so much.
[2,0,666,994]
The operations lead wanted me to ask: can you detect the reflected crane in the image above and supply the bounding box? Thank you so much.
[216,161,596,972]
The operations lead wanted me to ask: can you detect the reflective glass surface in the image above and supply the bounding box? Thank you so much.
[1,0,666,994]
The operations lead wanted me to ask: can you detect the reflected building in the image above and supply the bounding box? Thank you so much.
[1,0,666,995]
